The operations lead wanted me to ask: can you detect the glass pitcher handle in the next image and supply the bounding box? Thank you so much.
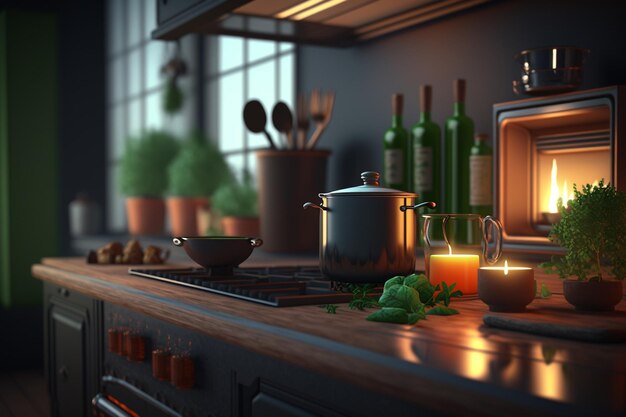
[482,216,503,265]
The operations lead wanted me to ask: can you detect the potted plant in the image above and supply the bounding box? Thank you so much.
[118,130,179,235]
[540,180,626,310]
[212,172,259,237]
[167,131,232,236]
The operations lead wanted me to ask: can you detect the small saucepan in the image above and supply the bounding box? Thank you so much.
[173,236,263,269]
[512,46,589,95]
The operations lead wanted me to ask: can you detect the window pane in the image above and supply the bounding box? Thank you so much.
[127,0,143,47]
[144,0,157,38]
[108,164,126,232]
[128,49,142,96]
[247,60,276,149]
[146,42,165,90]
[247,152,257,181]
[219,36,244,73]
[248,39,276,63]
[279,53,295,108]
[145,91,163,130]
[107,0,124,55]
[108,106,126,161]
[128,98,142,135]
[226,154,245,182]
[218,71,244,153]
[108,57,124,104]
[279,42,294,53]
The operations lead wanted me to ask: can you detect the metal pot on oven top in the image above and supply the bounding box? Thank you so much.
[304,171,436,283]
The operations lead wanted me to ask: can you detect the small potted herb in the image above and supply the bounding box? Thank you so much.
[118,130,179,235]
[167,131,232,236]
[540,180,625,311]
[212,172,259,237]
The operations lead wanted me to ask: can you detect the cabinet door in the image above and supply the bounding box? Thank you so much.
[44,283,103,417]
[48,303,87,417]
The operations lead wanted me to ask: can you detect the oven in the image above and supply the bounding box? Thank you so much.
[493,86,626,252]
[93,376,181,417]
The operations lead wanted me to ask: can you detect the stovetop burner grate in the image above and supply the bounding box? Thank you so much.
[128,266,378,307]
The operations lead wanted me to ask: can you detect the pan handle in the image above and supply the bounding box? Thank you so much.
[303,202,328,211]
[400,201,437,212]
[172,237,186,247]
[249,238,263,247]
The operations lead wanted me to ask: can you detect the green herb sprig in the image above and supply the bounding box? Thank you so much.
[319,304,339,314]
[366,274,463,325]
[347,284,379,311]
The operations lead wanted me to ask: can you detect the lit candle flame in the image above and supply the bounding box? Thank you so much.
[504,260,509,276]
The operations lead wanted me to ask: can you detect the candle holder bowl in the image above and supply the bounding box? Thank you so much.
[478,268,535,312]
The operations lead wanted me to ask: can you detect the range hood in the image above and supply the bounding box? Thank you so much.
[153,0,492,45]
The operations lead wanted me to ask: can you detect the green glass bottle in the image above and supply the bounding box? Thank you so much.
[470,133,493,217]
[411,85,441,204]
[383,93,408,190]
[445,79,474,214]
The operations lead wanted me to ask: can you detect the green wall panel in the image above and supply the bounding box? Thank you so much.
[0,10,59,308]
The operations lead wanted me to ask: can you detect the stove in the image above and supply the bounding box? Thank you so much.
[128,266,378,307]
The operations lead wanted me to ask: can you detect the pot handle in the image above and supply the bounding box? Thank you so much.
[249,238,263,247]
[303,202,328,211]
[481,216,503,265]
[400,201,437,212]
[172,237,186,247]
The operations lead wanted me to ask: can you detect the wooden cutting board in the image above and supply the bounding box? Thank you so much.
[483,295,626,343]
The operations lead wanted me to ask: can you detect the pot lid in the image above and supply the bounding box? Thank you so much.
[320,171,417,197]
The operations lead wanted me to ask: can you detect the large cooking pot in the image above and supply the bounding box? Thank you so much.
[303,171,436,283]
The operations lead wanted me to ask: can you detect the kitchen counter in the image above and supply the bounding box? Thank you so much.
[32,257,626,417]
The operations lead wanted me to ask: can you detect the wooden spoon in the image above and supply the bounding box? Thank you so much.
[243,100,276,149]
[271,102,294,149]
[306,90,335,149]
[296,93,310,149]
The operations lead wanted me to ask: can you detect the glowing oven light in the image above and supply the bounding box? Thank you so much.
[547,159,575,213]
[547,158,601,214]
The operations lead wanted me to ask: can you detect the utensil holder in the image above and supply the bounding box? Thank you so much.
[256,149,330,252]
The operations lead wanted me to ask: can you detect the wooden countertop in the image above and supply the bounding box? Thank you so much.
[32,257,626,417]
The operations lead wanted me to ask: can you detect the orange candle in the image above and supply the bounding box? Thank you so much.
[429,254,480,295]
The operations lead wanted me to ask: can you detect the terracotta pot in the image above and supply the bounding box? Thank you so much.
[221,216,260,237]
[167,197,208,237]
[563,280,624,311]
[126,197,165,236]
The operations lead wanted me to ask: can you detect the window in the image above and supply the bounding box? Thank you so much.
[106,1,295,231]
[204,36,295,181]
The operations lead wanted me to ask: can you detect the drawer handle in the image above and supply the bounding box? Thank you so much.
[58,287,69,297]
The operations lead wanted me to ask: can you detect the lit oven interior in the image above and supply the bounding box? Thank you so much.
[498,104,612,244]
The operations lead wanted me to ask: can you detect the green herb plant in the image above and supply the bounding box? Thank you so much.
[168,131,233,197]
[212,171,258,217]
[366,274,463,324]
[118,130,180,197]
[540,180,626,281]
[163,78,184,115]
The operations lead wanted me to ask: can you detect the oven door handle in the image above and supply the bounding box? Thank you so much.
[92,393,132,417]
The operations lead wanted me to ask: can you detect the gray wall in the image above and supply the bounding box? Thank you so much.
[298,0,626,190]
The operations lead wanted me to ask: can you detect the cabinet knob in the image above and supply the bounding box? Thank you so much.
[58,287,69,297]
[58,365,69,380]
